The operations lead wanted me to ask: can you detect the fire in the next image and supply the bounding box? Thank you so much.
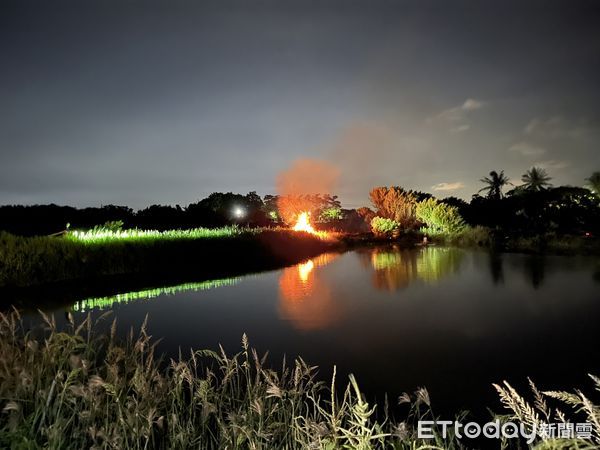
[292,212,316,233]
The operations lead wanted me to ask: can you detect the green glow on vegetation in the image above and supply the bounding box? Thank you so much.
[66,226,257,244]
[415,198,466,236]
[415,247,464,283]
[370,251,403,271]
[370,247,464,289]
[73,277,241,312]
[370,216,400,234]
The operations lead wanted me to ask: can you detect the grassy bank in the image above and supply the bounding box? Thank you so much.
[501,233,600,255]
[424,226,600,255]
[0,311,598,449]
[0,228,340,288]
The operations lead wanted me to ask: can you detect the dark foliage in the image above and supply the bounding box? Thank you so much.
[466,187,600,236]
[0,192,273,236]
[0,191,362,236]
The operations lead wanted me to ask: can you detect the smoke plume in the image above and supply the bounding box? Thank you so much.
[276,159,340,196]
[276,159,340,225]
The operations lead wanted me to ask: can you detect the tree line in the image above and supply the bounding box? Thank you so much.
[362,169,600,238]
[1,169,598,238]
[0,192,347,236]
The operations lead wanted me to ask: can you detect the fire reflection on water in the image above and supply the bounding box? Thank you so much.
[278,253,341,330]
[298,260,314,283]
[278,248,465,330]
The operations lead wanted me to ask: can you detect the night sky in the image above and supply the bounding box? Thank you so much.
[1,0,599,209]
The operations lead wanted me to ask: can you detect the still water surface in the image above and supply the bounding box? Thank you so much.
[23,246,600,417]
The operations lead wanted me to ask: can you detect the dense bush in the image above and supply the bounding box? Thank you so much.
[415,198,466,236]
[370,216,400,235]
[444,226,492,247]
[319,206,344,221]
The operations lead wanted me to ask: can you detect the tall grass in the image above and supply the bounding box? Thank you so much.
[502,233,599,255]
[494,378,600,449]
[427,227,599,255]
[67,226,250,244]
[426,226,492,247]
[0,310,455,449]
[1,310,599,449]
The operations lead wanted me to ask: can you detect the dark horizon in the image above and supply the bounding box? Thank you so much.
[1,0,599,209]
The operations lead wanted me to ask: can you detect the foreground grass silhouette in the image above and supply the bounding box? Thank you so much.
[0,310,598,449]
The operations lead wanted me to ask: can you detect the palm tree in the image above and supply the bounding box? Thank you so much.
[521,167,552,191]
[478,170,511,200]
[586,171,600,195]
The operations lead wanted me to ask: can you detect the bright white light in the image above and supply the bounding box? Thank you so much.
[233,206,245,218]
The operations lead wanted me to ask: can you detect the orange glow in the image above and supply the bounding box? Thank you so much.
[310,252,340,267]
[293,212,316,233]
[278,253,342,330]
[298,259,314,282]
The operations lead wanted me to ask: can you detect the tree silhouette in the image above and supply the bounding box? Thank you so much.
[521,167,552,191]
[478,170,510,200]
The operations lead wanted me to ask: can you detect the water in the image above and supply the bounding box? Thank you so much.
[15,246,600,418]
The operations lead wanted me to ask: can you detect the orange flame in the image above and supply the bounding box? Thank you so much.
[293,212,316,233]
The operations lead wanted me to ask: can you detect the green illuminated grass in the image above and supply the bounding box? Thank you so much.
[73,277,241,312]
[66,226,253,244]
[0,228,337,287]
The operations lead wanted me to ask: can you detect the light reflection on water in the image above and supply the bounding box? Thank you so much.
[278,252,341,330]
[18,245,600,419]
[366,246,464,291]
[73,277,241,312]
[276,248,466,330]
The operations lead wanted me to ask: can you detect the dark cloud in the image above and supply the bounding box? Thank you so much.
[1,0,599,208]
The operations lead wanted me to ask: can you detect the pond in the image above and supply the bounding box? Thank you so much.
[16,246,600,418]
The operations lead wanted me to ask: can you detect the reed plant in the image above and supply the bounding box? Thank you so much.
[494,378,600,449]
[1,310,598,449]
[0,310,456,449]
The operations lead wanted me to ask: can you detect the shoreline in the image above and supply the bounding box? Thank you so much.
[0,229,342,289]
[1,229,597,299]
